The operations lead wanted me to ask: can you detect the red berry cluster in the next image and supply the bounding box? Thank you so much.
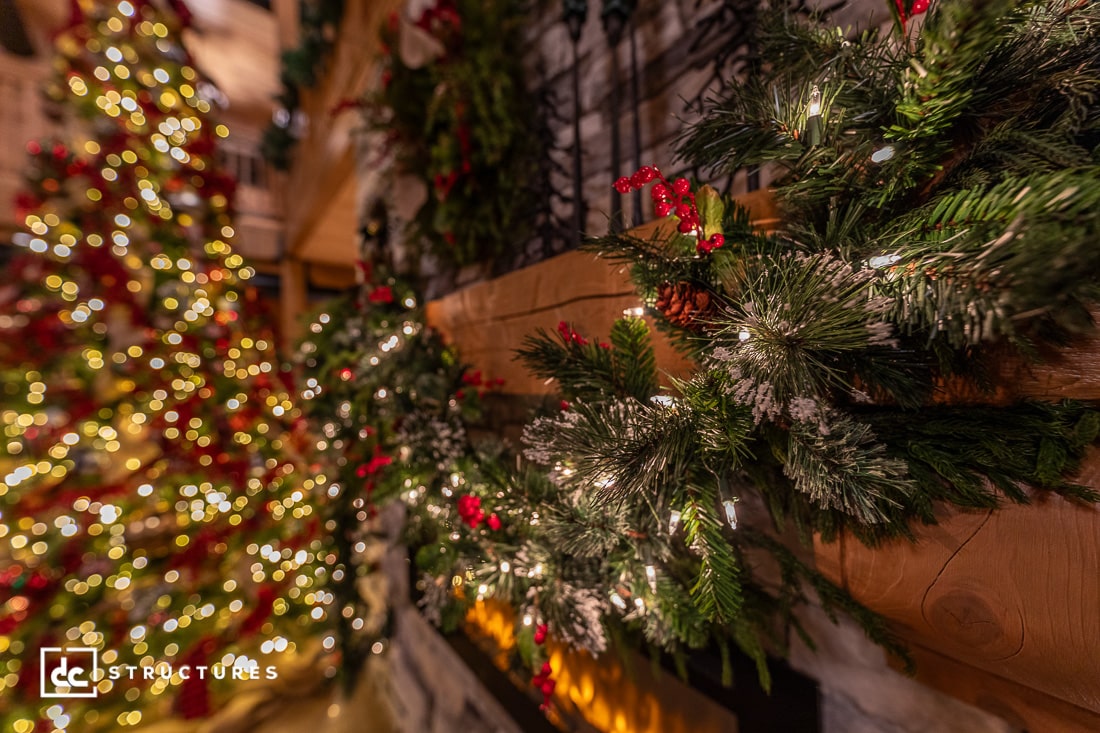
[613,166,725,255]
[455,370,504,401]
[556,321,610,349]
[532,661,556,709]
[368,285,394,304]
[895,0,930,30]
[457,495,502,530]
[557,320,588,346]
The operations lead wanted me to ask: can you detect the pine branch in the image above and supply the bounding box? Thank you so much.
[523,398,701,505]
[785,416,916,524]
[516,318,658,403]
[681,494,745,626]
[869,401,1100,505]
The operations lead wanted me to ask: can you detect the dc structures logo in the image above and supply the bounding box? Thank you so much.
[39,648,99,698]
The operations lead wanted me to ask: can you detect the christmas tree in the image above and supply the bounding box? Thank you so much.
[0,2,327,730]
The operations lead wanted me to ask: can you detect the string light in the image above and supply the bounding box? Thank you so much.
[807,84,822,117]
[722,498,740,530]
[871,145,895,163]
[668,509,682,534]
[804,84,823,147]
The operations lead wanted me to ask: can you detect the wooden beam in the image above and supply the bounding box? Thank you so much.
[281,0,403,261]
[279,257,308,343]
[270,0,299,49]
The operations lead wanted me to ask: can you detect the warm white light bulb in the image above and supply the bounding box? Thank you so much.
[723,499,740,530]
[807,85,822,117]
[668,509,682,534]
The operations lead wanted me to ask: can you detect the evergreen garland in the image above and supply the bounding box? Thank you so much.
[367,0,544,266]
[261,0,346,170]
[581,0,1100,544]
[302,0,1100,712]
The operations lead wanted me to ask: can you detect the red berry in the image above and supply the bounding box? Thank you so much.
[541,662,552,675]
[709,233,725,248]
[910,0,929,13]
[560,400,570,411]
[655,201,672,217]
[630,172,646,189]
[487,514,502,531]
[614,177,632,194]
[541,679,556,696]
[636,166,657,183]
[650,183,670,202]
[675,203,693,219]
[672,178,691,196]
[534,631,546,644]
[678,220,695,234]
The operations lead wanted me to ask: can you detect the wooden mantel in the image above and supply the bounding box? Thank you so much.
[424,192,1100,733]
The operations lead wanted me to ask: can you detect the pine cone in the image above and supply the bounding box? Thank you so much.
[655,281,714,331]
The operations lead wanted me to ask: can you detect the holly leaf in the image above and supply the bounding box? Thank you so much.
[696,184,725,239]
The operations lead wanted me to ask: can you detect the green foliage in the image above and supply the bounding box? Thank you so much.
[367,0,544,267]
[261,0,346,170]
[528,0,1100,687]
[298,272,491,687]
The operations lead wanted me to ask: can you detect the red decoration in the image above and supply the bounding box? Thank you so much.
[556,320,588,346]
[895,0,931,30]
[615,164,723,251]
[457,495,484,528]
[368,286,394,304]
[239,586,278,637]
[486,513,501,531]
[532,660,556,710]
[174,637,216,719]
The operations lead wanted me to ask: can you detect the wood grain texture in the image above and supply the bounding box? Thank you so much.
[423,191,780,393]
[425,247,694,394]
[815,455,1100,724]
[895,642,1100,733]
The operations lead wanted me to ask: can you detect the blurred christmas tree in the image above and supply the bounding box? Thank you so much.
[0,1,328,730]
